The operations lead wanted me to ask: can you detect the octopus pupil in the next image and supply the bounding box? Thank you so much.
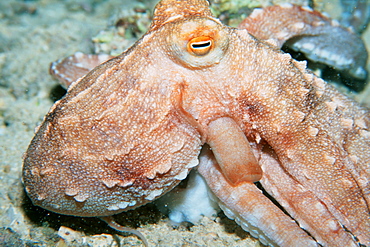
[191,41,211,48]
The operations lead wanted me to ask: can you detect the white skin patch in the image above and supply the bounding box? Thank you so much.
[145,188,164,201]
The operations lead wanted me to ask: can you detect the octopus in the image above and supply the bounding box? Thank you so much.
[22,0,370,246]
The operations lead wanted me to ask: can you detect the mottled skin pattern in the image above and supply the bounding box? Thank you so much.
[23,0,369,246]
[239,5,368,82]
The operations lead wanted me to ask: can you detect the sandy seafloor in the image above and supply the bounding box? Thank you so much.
[0,0,369,246]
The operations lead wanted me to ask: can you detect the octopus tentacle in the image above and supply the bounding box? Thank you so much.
[239,4,368,85]
[100,216,148,247]
[50,52,113,89]
[258,146,360,246]
[198,146,318,247]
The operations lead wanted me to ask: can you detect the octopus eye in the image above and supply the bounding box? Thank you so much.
[166,18,229,68]
[188,37,213,56]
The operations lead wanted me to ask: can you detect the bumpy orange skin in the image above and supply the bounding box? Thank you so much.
[23,0,369,246]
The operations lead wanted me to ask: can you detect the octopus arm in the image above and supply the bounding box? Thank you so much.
[198,146,318,247]
[50,52,114,89]
[239,4,368,84]
[258,146,361,247]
